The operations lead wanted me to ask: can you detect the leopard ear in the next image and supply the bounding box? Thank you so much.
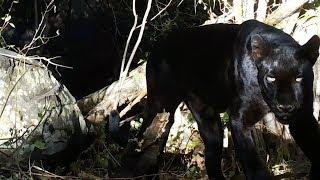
[300,35,320,65]
[248,34,269,61]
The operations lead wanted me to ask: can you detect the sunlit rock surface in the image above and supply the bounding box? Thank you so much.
[0,48,88,162]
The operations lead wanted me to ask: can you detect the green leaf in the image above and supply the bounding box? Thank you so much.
[33,140,47,150]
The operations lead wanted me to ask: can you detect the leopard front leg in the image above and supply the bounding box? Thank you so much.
[229,103,273,180]
[289,113,320,180]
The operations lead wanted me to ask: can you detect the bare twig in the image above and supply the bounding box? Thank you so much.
[135,0,173,29]
[27,55,71,68]
[32,166,65,179]
[122,0,152,94]
[1,167,68,179]
[0,150,10,157]
[103,144,121,167]
[115,0,153,110]
[0,1,16,35]
[118,0,139,87]
[119,113,143,127]
[28,155,33,180]
[119,91,147,118]
[115,0,139,110]
[0,124,35,148]
[0,52,72,69]
[22,0,56,54]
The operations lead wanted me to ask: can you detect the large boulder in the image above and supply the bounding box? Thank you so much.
[0,48,90,164]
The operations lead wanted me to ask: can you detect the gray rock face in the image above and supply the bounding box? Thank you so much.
[0,48,88,162]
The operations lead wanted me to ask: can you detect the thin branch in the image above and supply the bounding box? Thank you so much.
[28,155,33,180]
[135,0,173,29]
[119,113,143,127]
[0,124,35,147]
[32,166,66,179]
[0,150,10,157]
[119,0,139,84]
[22,0,55,54]
[119,91,146,118]
[177,0,184,7]
[115,0,139,110]
[27,33,60,51]
[1,167,68,179]
[122,0,153,90]
[103,144,121,167]
[0,52,72,69]
[0,1,16,35]
[115,0,152,110]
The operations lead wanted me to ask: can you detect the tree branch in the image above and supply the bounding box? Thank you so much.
[265,0,308,26]
[256,0,269,22]
[115,0,153,110]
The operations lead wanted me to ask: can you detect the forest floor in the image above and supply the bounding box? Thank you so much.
[62,112,311,180]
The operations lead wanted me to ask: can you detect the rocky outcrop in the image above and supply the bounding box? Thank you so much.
[0,48,90,164]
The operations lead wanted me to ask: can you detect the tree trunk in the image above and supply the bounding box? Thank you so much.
[233,0,243,23]
[243,0,255,20]
[265,0,308,26]
[78,62,146,124]
[256,0,269,22]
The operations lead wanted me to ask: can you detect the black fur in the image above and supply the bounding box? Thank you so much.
[140,20,320,180]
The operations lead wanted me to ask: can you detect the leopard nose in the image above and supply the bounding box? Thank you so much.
[277,104,295,113]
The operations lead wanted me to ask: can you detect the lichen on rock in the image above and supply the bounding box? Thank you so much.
[0,48,89,163]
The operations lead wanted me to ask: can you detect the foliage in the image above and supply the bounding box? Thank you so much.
[221,112,229,124]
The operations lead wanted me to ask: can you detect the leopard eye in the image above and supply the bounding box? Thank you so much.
[266,76,276,82]
[296,77,303,82]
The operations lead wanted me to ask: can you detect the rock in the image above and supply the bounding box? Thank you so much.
[0,48,90,164]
